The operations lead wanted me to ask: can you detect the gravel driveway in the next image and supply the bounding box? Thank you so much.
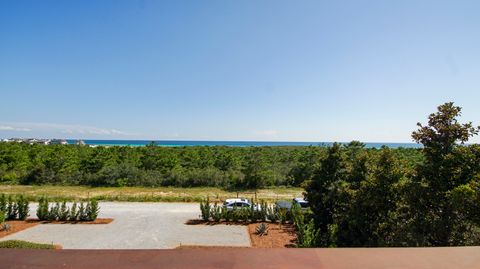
[1,202,251,249]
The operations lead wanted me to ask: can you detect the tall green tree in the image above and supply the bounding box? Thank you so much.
[304,143,348,246]
[409,102,480,245]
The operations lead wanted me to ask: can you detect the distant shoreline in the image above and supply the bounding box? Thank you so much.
[59,140,423,148]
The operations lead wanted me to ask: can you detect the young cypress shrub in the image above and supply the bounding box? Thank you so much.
[47,202,60,221]
[69,202,78,221]
[86,199,99,221]
[78,202,88,221]
[36,197,49,221]
[17,195,29,220]
[0,194,7,213]
[6,196,17,220]
[199,198,211,221]
[0,210,5,224]
[210,203,222,222]
[58,201,69,221]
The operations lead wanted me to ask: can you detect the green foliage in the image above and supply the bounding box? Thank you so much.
[78,202,88,221]
[16,195,29,220]
[86,199,99,221]
[69,202,78,221]
[303,102,480,247]
[0,194,6,213]
[6,196,17,220]
[48,202,60,221]
[255,223,269,236]
[0,210,5,224]
[199,198,211,221]
[37,197,49,221]
[58,201,69,221]
[0,240,55,249]
[211,203,222,222]
[266,205,279,222]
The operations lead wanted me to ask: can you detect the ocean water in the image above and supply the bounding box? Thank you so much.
[66,140,422,148]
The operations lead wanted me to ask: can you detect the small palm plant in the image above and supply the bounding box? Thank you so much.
[255,223,269,236]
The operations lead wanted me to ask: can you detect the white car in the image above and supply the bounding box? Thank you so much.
[223,198,258,211]
[292,198,310,210]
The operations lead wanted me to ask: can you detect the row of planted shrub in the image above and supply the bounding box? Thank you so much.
[0,194,29,220]
[199,198,319,247]
[200,198,299,224]
[37,198,99,221]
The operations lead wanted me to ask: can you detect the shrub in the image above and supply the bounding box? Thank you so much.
[6,196,17,220]
[69,202,78,221]
[37,197,49,221]
[86,199,99,221]
[255,223,269,236]
[47,202,60,221]
[211,203,222,222]
[0,210,5,224]
[0,194,6,212]
[78,202,88,221]
[199,198,211,221]
[296,219,320,248]
[58,201,69,221]
[0,240,55,249]
[17,195,29,220]
[258,200,268,222]
[266,205,278,222]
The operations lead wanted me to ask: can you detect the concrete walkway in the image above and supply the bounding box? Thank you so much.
[0,202,250,249]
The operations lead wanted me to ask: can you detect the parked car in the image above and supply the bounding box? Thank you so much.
[275,198,310,212]
[292,198,310,210]
[223,198,258,211]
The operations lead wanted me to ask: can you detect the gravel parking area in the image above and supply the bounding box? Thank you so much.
[0,202,251,249]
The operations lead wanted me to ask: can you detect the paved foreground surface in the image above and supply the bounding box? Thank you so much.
[1,247,479,269]
[0,202,250,249]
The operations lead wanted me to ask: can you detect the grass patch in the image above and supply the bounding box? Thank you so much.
[0,185,303,203]
[0,240,55,249]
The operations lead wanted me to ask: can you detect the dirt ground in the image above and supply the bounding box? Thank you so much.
[185,220,297,248]
[0,221,39,238]
[26,218,114,225]
[0,218,113,239]
[248,223,296,248]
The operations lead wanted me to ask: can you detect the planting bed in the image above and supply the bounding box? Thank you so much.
[248,223,296,248]
[186,220,297,248]
[0,221,39,238]
[27,218,114,225]
[0,218,113,239]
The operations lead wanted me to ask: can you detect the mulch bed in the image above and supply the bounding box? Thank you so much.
[0,218,114,239]
[0,220,39,238]
[248,223,297,248]
[26,218,114,225]
[185,220,297,248]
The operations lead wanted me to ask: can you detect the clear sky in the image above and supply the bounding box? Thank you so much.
[1,0,479,142]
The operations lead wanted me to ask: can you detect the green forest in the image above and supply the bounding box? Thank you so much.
[0,138,421,190]
[1,102,479,247]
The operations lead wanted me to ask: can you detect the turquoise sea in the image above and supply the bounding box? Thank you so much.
[65,140,421,148]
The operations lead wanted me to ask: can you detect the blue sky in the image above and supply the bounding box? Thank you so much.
[1,0,479,142]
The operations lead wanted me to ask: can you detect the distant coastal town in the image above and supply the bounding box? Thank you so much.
[1,138,86,146]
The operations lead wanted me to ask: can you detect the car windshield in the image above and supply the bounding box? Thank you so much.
[300,202,309,208]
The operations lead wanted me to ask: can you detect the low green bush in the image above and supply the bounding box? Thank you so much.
[0,240,55,249]
[86,199,99,221]
[58,201,69,221]
[37,197,49,221]
[69,202,78,221]
[17,195,29,220]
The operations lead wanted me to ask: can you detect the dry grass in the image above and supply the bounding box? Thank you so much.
[0,185,303,202]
